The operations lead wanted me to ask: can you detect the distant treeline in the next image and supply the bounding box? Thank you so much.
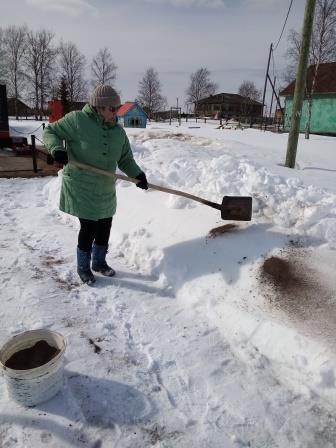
[0,25,119,118]
[0,24,264,120]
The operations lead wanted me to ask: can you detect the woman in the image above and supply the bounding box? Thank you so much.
[43,84,148,284]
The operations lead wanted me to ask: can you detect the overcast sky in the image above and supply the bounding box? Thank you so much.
[2,0,305,109]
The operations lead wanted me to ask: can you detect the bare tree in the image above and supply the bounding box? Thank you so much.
[3,25,27,119]
[24,31,41,116]
[90,48,117,86]
[39,31,58,118]
[238,80,262,119]
[0,28,8,83]
[136,68,167,118]
[285,0,336,137]
[58,41,87,102]
[285,29,303,84]
[238,80,261,101]
[25,29,58,118]
[185,67,218,115]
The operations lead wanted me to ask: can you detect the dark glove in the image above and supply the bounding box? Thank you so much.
[53,150,68,166]
[135,172,148,190]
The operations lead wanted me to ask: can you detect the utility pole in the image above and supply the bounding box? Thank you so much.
[268,76,276,124]
[285,0,316,168]
[261,43,272,129]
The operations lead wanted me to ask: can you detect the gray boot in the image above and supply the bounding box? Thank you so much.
[92,244,115,277]
[77,247,96,284]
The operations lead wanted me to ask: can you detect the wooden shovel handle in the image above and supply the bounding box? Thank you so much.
[69,160,221,210]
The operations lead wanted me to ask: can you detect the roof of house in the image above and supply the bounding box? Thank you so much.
[197,93,262,106]
[280,62,336,96]
[117,102,148,118]
[7,97,31,108]
[117,102,136,116]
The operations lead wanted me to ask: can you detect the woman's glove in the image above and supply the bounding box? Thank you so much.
[53,150,68,166]
[135,172,148,190]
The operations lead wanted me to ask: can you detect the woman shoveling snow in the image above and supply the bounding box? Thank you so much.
[43,84,148,284]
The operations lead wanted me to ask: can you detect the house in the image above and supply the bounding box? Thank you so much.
[7,98,33,117]
[280,62,336,135]
[195,93,263,120]
[117,102,147,128]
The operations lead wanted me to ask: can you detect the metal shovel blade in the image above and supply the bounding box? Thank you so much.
[221,196,252,221]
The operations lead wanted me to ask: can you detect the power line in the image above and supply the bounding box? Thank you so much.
[273,0,294,51]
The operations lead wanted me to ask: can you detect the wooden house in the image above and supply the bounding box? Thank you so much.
[196,93,263,120]
[117,102,147,128]
[7,98,33,118]
[280,62,336,135]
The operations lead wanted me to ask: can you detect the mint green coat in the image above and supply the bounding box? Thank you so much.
[43,104,142,220]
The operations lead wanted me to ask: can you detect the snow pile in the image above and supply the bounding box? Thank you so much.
[131,131,336,244]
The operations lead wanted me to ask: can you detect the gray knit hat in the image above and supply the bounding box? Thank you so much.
[89,85,121,107]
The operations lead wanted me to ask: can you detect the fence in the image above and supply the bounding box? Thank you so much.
[0,130,55,177]
[160,115,284,132]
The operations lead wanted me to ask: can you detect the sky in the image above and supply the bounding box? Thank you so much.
[1,0,306,109]
[1,119,336,446]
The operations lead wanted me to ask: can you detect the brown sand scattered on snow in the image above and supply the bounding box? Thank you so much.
[260,252,317,301]
[208,223,238,238]
[262,256,300,287]
[259,250,336,348]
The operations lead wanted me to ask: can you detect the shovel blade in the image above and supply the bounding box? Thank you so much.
[221,196,252,221]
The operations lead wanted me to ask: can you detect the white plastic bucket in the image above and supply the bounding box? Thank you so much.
[0,329,66,406]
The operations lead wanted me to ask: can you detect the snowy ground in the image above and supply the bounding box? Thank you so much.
[1,119,336,447]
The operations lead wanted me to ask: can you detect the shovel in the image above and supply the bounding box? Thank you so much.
[69,160,252,221]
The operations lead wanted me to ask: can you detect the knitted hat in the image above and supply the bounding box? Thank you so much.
[89,85,121,107]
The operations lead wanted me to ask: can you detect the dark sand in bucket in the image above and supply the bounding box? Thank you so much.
[5,340,60,370]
